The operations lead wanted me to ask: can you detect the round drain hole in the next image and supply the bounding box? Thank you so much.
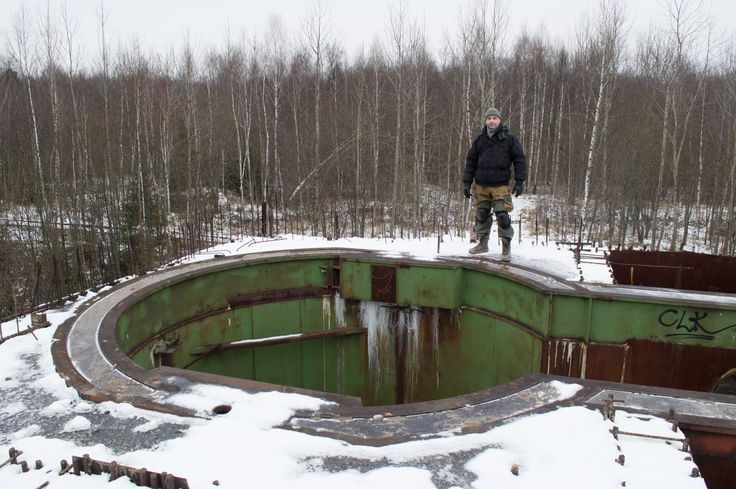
[212,404,232,415]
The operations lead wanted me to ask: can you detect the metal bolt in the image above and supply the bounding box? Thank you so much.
[690,467,700,478]
[35,460,43,470]
[20,461,29,473]
[0,448,22,470]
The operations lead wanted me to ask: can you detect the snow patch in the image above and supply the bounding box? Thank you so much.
[63,416,92,432]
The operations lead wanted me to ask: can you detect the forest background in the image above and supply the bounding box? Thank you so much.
[0,0,734,317]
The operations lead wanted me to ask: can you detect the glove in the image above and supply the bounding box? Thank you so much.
[512,180,524,197]
[463,183,471,199]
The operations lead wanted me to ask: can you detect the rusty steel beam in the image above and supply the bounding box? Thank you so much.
[183,327,367,369]
[191,327,367,355]
[68,454,189,488]
[680,425,736,489]
[608,250,736,293]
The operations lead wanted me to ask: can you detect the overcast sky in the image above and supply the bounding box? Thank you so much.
[0,0,733,64]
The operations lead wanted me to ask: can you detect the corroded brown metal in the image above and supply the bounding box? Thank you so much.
[680,426,736,489]
[325,264,340,290]
[542,340,629,381]
[71,454,189,488]
[543,337,736,393]
[608,250,736,293]
[624,339,736,392]
[371,265,396,302]
[542,339,585,378]
[585,343,629,382]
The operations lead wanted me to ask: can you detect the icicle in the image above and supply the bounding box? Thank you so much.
[360,301,391,392]
[333,292,346,328]
[432,308,440,390]
[566,341,574,373]
[407,307,421,401]
[322,295,332,328]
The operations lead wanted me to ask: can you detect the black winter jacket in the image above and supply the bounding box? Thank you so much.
[463,124,527,187]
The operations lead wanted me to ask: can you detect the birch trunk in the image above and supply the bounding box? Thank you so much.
[581,51,607,225]
[651,85,671,249]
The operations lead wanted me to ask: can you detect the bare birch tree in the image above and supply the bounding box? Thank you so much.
[579,0,626,235]
[9,7,45,206]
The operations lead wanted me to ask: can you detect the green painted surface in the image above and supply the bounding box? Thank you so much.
[396,265,461,309]
[115,255,736,406]
[437,309,494,398]
[589,299,736,347]
[549,294,589,339]
[462,269,549,336]
[339,260,372,301]
[323,334,367,398]
[116,258,332,353]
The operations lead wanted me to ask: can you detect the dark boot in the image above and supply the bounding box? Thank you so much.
[469,234,489,254]
[501,237,511,262]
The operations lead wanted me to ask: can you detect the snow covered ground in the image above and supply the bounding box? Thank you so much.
[0,232,706,488]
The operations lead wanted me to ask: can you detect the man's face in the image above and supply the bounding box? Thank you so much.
[485,115,501,130]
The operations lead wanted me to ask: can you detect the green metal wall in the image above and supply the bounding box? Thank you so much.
[116,258,333,355]
[115,255,736,406]
[550,293,736,348]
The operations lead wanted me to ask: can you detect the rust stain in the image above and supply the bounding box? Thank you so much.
[371,265,397,303]
[624,339,736,392]
[608,250,736,293]
[681,426,736,489]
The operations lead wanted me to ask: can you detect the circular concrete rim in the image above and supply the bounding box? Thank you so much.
[52,248,736,420]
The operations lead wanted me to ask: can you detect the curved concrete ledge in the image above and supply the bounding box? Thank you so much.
[52,248,736,443]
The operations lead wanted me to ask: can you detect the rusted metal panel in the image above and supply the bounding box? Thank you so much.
[585,343,629,382]
[542,341,628,383]
[542,339,584,378]
[69,454,189,488]
[608,250,736,293]
[371,265,397,303]
[680,427,736,489]
[625,339,736,392]
[686,454,735,489]
[325,264,340,290]
[685,428,736,458]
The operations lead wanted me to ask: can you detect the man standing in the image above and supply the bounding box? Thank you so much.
[463,107,526,261]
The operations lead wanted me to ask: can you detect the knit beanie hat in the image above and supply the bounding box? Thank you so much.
[483,107,502,119]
